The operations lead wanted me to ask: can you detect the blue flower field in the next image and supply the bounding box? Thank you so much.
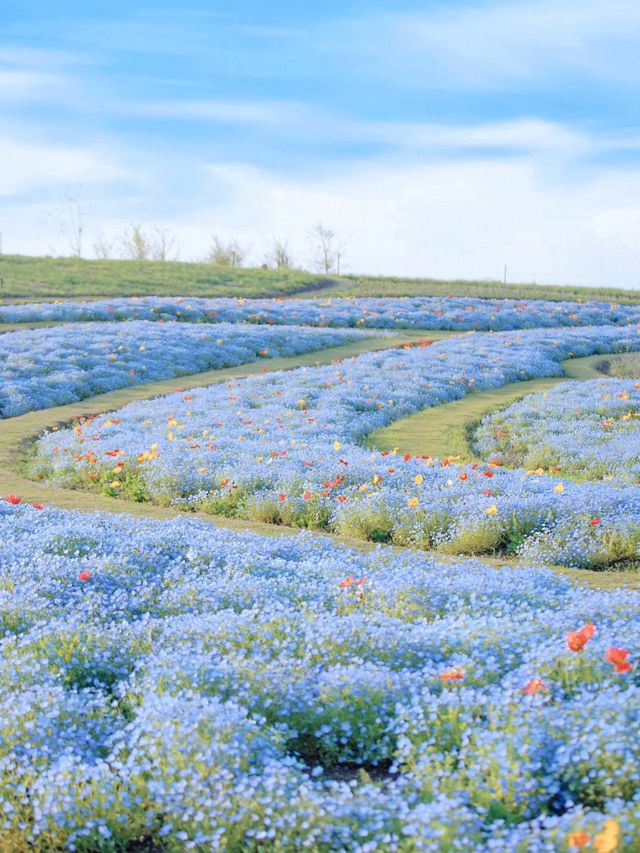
[1,296,638,851]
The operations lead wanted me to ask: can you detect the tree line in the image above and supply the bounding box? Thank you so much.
[91,223,346,274]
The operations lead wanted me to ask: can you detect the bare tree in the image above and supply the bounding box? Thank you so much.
[150,226,178,261]
[308,222,345,275]
[93,231,117,260]
[205,235,246,267]
[265,237,294,270]
[120,223,153,260]
[65,197,84,258]
[118,224,179,261]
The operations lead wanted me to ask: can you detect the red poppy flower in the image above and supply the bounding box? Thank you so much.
[605,647,632,674]
[567,623,596,652]
[4,494,21,505]
[439,668,465,681]
[523,678,546,695]
[31,502,44,510]
[78,570,90,582]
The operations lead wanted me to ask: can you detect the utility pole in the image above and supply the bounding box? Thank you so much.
[503,264,507,285]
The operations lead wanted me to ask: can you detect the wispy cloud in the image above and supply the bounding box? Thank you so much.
[0,136,124,197]
[130,99,307,125]
[358,1,640,89]
[0,69,67,102]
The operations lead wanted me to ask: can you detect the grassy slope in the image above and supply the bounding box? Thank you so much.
[340,274,640,304]
[0,255,326,299]
[2,254,640,303]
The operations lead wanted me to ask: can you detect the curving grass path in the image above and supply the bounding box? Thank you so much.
[2,339,635,590]
[368,354,608,462]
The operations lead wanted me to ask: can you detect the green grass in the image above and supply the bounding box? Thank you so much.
[2,254,640,303]
[339,273,640,303]
[367,354,607,462]
[0,254,329,300]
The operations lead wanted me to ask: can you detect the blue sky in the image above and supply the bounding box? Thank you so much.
[3,0,640,286]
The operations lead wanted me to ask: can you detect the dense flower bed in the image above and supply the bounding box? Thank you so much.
[32,326,640,567]
[474,379,640,484]
[0,321,370,418]
[2,294,640,330]
[0,502,637,851]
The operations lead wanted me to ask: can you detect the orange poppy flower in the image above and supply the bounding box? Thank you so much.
[440,668,465,682]
[567,622,596,652]
[567,831,591,850]
[5,494,21,505]
[31,502,44,510]
[339,576,355,589]
[590,518,601,526]
[605,647,632,674]
[523,678,546,695]
[459,472,469,481]
[78,570,91,582]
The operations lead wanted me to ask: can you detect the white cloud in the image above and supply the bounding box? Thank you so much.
[4,121,640,291]
[181,155,640,289]
[0,70,65,101]
[347,0,640,89]
[0,136,124,196]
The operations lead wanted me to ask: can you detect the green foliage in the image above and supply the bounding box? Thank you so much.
[604,352,640,378]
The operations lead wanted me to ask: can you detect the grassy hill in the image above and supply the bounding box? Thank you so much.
[1,253,639,303]
[341,273,640,303]
[0,255,326,300]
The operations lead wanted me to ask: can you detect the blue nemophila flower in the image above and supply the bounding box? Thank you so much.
[475,378,640,484]
[34,324,640,568]
[0,321,371,417]
[2,294,640,332]
[0,503,638,849]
